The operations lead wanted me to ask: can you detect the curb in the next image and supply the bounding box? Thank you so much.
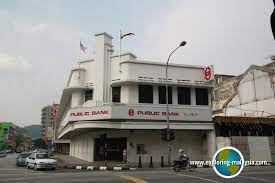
[58,165,136,171]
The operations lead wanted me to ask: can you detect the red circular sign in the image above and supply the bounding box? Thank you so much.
[204,66,211,80]
[128,109,134,116]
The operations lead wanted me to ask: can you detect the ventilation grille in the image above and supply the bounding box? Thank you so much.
[138,77,154,82]
[85,82,94,87]
[177,79,191,84]
[158,78,172,83]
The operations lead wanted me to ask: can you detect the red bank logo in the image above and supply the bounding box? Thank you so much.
[128,109,135,116]
[204,66,212,81]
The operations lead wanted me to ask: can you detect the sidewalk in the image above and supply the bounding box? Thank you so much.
[54,155,136,170]
[54,154,174,170]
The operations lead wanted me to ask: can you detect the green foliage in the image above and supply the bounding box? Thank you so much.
[32,138,47,149]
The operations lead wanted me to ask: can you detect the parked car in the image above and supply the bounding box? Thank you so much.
[5,149,12,153]
[0,151,7,158]
[16,148,22,153]
[33,149,48,154]
[16,152,32,166]
[26,153,56,170]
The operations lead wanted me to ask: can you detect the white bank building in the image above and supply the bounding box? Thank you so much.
[56,32,215,164]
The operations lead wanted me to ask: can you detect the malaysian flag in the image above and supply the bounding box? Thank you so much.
[80,41,87,53]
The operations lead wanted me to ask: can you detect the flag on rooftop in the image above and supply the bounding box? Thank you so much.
[80,41,87,53]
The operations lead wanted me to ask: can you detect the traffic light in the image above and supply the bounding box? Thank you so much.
[169,129,175,141]
[161,129,167,141]
[160,128,175,141]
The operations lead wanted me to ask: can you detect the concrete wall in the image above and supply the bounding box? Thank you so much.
[216,136,275,162]
[120,62,205,83]
[70,134,94,162]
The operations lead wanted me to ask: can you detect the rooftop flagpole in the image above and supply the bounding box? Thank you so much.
[119,30,134,62]
[119,30,122,62]
[78,39,82,71]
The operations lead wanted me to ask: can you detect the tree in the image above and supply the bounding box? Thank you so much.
[32,138,47,149]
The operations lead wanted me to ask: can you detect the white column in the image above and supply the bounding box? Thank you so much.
[172,86,178,105]
[191,87,196,106]
[94,32,113,103]
[77,138,80,158]
[153,85,158,104]
[87,137,94,162]
[121,86,130,103]
[207,130,216,160]
[69,141,73,156]
[71,91,83,107]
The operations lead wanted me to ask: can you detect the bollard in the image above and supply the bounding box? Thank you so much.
[161,156,164,167]
[149,156,153,168]
[138,156,142,168]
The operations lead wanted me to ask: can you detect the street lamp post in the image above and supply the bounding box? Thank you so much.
[166,41,187,166]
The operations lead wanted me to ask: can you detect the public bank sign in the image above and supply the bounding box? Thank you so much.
[65,105,212,123]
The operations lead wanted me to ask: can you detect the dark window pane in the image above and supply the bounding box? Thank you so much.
[139,85,153,103]
[195,88,208,105]
[158,86,172,104]
[177,87,191,105]
[112,87,121,103]
[85,90,93,102]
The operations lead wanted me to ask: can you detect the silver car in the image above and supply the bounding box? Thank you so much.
[26,153,57,170]
[16,152,32,166]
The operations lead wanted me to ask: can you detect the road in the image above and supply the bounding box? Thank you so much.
[1,153,275,183]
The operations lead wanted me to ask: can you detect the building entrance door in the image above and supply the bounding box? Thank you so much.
[94,137,127,162]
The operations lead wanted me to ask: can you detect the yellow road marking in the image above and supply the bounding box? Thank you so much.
[114,173,149,183]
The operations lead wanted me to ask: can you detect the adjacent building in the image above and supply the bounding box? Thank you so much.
[56,32,215,164]
[0,122,16,151]
[41,105,58,142]
[213,60,275,162]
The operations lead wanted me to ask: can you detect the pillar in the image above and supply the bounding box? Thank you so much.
[207,130,216,160]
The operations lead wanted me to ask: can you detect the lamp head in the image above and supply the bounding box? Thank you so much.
[179,41,187,47]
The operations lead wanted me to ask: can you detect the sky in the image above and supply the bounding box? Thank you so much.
[0,0,274,127]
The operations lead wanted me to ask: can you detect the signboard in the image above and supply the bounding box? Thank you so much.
[47,127,54,139]
[52,104,59,117]
[204,65,214,81]
[64,105,212,125]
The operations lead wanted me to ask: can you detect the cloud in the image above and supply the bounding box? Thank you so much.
[0,52,32,71]
[11,21,88,43]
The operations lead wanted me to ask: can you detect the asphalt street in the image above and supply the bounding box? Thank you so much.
[0,153,275,183]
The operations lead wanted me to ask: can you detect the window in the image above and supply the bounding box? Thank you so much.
[36,154,48,159]
[158,86,172,104]
[112,87,121,103]
[138,85,153,103]
[136,144,146,154]
[85,90,93,102]
[177,87,191,105]
[195,88,209,105]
